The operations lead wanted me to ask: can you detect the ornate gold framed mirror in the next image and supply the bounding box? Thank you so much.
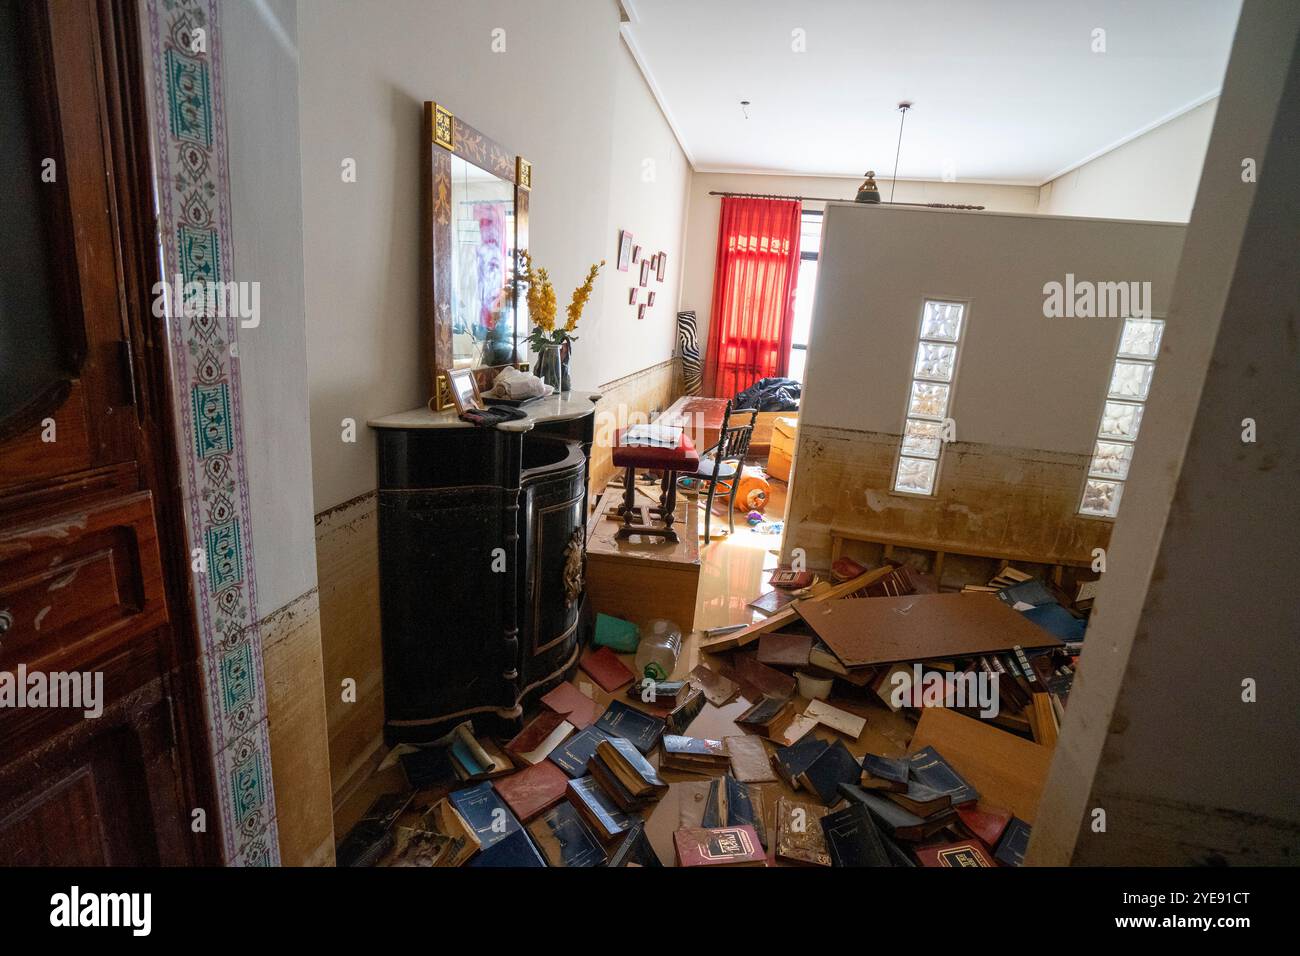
[422,101,531,409]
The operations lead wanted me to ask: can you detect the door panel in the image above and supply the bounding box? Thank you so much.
[0,0,215,866]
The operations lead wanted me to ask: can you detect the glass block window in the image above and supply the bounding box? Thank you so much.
[893,300,968,496]
[1080,317,1165,518]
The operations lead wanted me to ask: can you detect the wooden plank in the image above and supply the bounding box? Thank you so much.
[698,565,895,652]
[909,707,1053,823]
[1029,693,1059,748]
[794,592,1062,668]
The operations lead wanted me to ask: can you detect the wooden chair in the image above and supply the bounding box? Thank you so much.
[694,401,758,543]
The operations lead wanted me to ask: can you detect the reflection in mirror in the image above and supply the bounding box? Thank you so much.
[449,154,516,368]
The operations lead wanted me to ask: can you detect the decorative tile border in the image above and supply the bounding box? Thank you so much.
[141,0,278,865]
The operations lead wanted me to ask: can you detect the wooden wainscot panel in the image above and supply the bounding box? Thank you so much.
[0,490,168,672]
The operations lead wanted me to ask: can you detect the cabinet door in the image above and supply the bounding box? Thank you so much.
[0,0,211,865]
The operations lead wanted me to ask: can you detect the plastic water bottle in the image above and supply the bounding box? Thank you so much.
[634,618,682,682]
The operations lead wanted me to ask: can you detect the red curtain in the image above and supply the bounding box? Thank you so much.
[703,197,802,399]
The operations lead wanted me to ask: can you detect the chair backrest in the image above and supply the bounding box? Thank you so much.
[717,401,758,464]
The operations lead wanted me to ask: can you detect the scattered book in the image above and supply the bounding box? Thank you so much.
[547,725,613,778]
[674,825,766,867]
[839,783,955,842]
[627,679,688,705]
[822,802,892,867]
[492,760,570,822]
[771,735,829,790]
[916,840,995,867]
[885,781,953,818]
[803,698,867,740]
[335,791,413,867]
[702,774,767,848]
[688,663,739,706]
[608,819,663,867]
[661,734,730,774]
[595,699,665,754]
[449,781,523,851]
[736,697,810,744]
[580,645,636,692]
[567,775,635,841]
[803,739,863,806]
[907,745,980,806]
[593,612,640,652]
[505,710,574,765]
[449,724,514,780]
[665,688,706,735]
[388,825,464,867]
[956,802,1012,848]
[725,734,777,783]
[861,753,909,792]
[540,681,598,729]
[995,816,1031,866]
[420,797,480,866]
[468,826,546,867]
[590,737,667,810]
[527,801,608,867]
[775,797,831,867]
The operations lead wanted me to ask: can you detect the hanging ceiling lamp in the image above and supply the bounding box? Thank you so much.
[856,101,913,204]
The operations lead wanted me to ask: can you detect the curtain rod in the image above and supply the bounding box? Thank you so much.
[707,190,984,210]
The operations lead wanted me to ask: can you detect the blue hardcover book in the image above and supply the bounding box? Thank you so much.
[468,826,546,867]
[995,816,1032,866]
[527,801,608,867]
[995,579,1058,608]
[595,700,666,754]
[822,802,892,867]
[1022,603,1087,641]
[772,735,828,787]
[449,781,522,851]
[702,774,767,849]
[567,775,634,839]
[804,740,862,806]
[862,753,909,785]
[451,738,486,777]
[906,746,980,806]
[548,725,612,778]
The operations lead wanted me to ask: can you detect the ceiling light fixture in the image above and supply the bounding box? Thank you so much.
[740,99,751,119]
[891,101,912,202]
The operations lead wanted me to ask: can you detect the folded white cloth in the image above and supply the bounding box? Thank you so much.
[485,366,553,400]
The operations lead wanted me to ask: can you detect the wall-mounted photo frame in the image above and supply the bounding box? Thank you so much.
[617,230,633,272]
[632,244,642,263]
[629,287,638,305]
[638,304,646,321]
[656,252,667,282]
[639,260,650,286]
[648,291,656,306]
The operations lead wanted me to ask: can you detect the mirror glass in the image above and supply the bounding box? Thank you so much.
[449,153,516,368]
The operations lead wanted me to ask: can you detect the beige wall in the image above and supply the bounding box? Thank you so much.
[783,202,1185,570]
[300,0,690,514]
[298,0,690,805]
[679,172,1041,373]
[1038,100,1218,223]
[1031,0,1300,866]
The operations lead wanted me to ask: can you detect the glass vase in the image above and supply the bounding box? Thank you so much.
[535,344,562,392]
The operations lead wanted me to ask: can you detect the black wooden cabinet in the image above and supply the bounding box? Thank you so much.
[370,393,599,743]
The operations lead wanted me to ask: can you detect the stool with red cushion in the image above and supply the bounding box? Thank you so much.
[612,427,700,543]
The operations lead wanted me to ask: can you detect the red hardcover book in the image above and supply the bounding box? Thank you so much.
[956,802,1012,848]
[674,825,767,867]
[540,681,598,730]
[915,840,995,868]
[492,760,569,822]
[581,646,635,692]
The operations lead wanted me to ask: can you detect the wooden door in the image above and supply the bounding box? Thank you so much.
[0,0,215,865]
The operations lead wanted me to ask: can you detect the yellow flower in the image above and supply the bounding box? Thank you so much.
[565,259,605,331]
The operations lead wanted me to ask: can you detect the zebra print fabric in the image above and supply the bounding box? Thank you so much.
[676,310,702,395]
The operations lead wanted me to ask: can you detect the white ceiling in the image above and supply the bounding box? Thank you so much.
[621,0,1242,185]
